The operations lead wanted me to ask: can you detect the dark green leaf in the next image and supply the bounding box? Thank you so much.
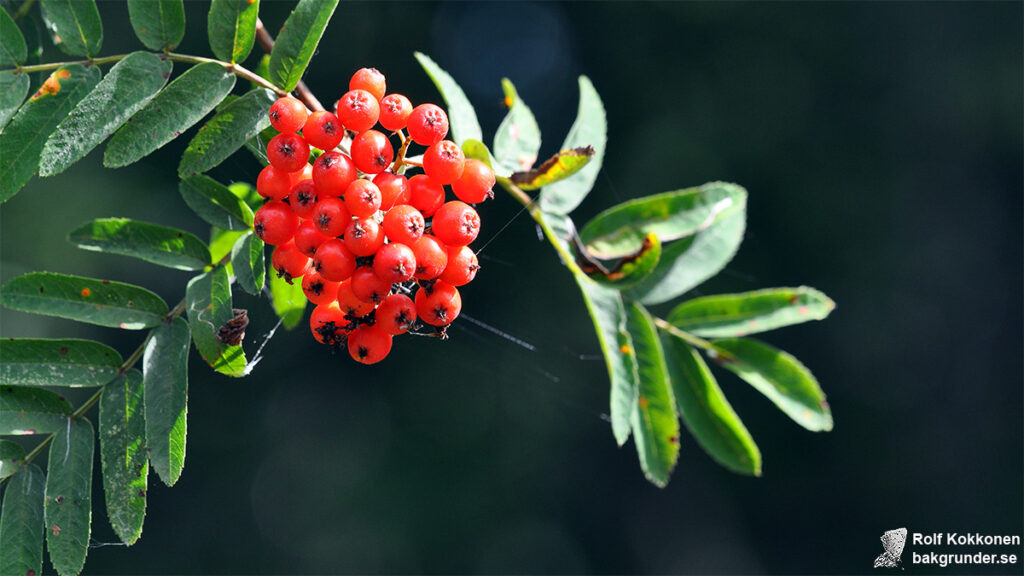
[0,64,101,203]
[539,76,607,215]
[0,272,169,329]
[179,174,255,231]
[105,61,236,167]
[0,338,121,388]
[44,417,93,576]
[98,369,147,545]
[627,186,746,305]
[414,52,482,144]
[39,52,171,177]
[267,0,339,92]
[143,316,189,486]
[0,5,26,66]
[268,262,306,330]
[243,123,274,165]
[0,463,45,575]
[127,0,185,51]
[207,0,259,64]
[661,333,760,475]
[508,146,593,191]
[186,267,246,377]
[581,181,745,259]
[711,338,833,432]
[0,439,25,479]
[178,88,275,177]
[231,232,265,296]
[39,0,102,57]
[624,302,679,487]
[0,72,30,131]
[0,386,71,435]
[668,287,835,338]
[583,232,662,290]
[68,217,211,271]
[493,78,541,173]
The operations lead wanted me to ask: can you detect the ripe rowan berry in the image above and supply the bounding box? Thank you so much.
[412,235,448,280]
[257,164,293,200]
[269,97,308,134]
[350,266,392,303]
[343,179,383,218]
[374,242,416,283]
[375,293,417,335]
[301,269,341,306]
[336,279,375,318]
[432,201,481,246]
[350,130,394,175]
[336,89,380,133]
[289,163,313,186]
[407,103,449,146]
[312,197,351,237]
[439,245,480,286]
[379,94,412,132]
[451,159,495,204]
[267,133,310,173]
[313,151,357,196]
[347,324,392,364]
[293,220,330,257]
[415,281,462,326]
[312,238,356,282]
[373,172,410,210]
[349,68,386,101]
[343,217,385,257]
[310,301,349,345]
[271,241,311,283]
[422,140,465,184]
[254,201,299,246]
[382,204,425,245]
[407,174,445,217]
[289,179,319,219]
[303,110,344,151]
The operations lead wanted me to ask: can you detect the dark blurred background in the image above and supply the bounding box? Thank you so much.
[1,1,1021,574]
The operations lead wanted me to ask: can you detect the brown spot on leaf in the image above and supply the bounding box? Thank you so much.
[51,524,61,536]
[30,69,71,100]
[59,347,67,355]
[637,395,649,409]
[80,287,91,297]
[55,495,64,504]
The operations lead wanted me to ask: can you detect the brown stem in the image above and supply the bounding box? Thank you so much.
[254,18,325,112]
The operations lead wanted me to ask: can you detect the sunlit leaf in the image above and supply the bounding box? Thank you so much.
[127,0,185,51]
[44,417,93,576]
[267,0,339,92]
[539,76,607,215]
[143,316,189,486]
[178,88,275,177]
[98,369,148,545]
[268,262,306,330]
[186,267,246,377]
[179,174,255,231]
[231,232,265,296]
[668,287,835,338]
[414,51,482,144]
[493,78,541,174]
[0,272,169,329]
[581,233,661,290]
[0,338,121,388]
[508,146,593,191]
[0,463,45,575]
[207,0,259,64]
[0,386,72,435]
[68,217,211,271]
[40,0,102,57]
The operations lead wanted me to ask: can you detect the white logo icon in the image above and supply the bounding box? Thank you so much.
[874,527,908,568]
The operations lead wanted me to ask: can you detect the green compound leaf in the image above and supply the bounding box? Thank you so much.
[539,76,607,215]
[711,338,833,432]
[68,217,211,271]
[0,463,45,576]
[267,0,339,92]
[105,61,236,168]
[0,272,169,330]
[508,146,593,191]
[39,51,172,177]
[98,369,148,545]
[627,185,746,305]
[0,439,25,479]
[185,267,246,377]
[414,51,482,145]
[581,181,745,259]
[460,138,507,175]
[269,262,306,330]
[624,302,679,488]
[44,417,94,576]
[0,64,101,203]
[179,88,275,177]
[179,174,255,231]
[127,0,185,51]
[0,6,27,67]
[582,232,661,291]
[231,232,265,296]
[660,333,760,475]
[209,228,245,276]
[0,386,72,435]
[0,72,30,131]
[493,78,541,174]
[207,0,259,64]
[39,0,102,57]
[0,338,121,388]
[668,287,836,338]
[143,316,189,486]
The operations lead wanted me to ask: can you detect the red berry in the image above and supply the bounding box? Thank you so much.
[375,293,417,335]
[350,266,392,303]
[347,324,392,364]
[271,241,311,283]
[267,133,310,173]
[302,110,344,150]
[407,103,449,146]
[336,89,380,133]
[254,201,299,246]
[432,201,480,246]
[422,140,465,184]
[343,179,383,218]
[350,130,394,174]
[293,220,330,257]
[349,68,387,101]
[379,94,412,131]
[269,97,308,134]
[373,172,410,210]
[439,245,480,286]
[301,270,341,305]
[336,279,375,318]
[312,197,351,237]
[382,204,424,245]
[411,235,448,280]
[310,301,350,345]
[415,281,462,326]
[407,174,445,217]
[451,159,495,204]
[313,151,357,196]
[289,179,319,219]
[373,242,416,283]
[312,238,356,282]
[257,164,293,200]
[289,163,313,186]
[343,218,385,257]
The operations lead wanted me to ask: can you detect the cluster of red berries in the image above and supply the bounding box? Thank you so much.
[252,68,494,364]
